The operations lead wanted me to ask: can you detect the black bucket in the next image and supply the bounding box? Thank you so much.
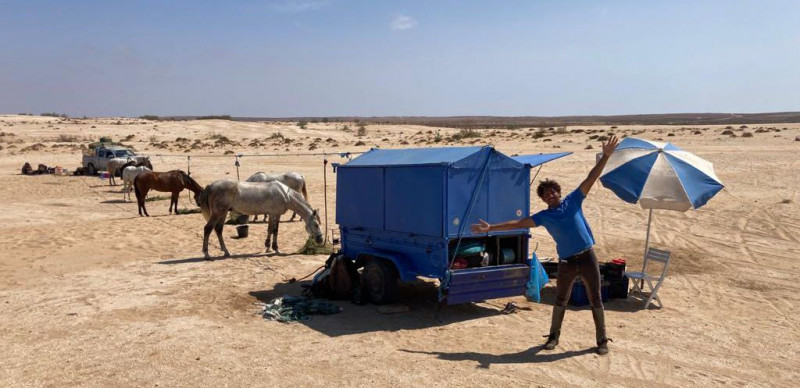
[236,225,249,238]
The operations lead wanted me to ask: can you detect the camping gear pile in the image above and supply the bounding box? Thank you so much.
[569,258,628,307]
[259,295,342,323]
[21,162,56,175]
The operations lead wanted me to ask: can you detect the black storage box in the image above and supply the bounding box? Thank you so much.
[608,276,629,299]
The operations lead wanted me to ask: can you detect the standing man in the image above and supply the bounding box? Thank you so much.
[471,135,619,355]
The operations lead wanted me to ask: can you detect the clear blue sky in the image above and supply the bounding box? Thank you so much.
[1,0,798,117]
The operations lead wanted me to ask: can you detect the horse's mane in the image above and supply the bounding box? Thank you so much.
[177,170,203,193]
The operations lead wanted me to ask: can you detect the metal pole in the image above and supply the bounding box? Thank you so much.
[187,155,191,176]
[641,208,653,288]
[323,154,329,244]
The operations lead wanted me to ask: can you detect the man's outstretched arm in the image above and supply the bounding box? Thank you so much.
[579,135,619,196]
[471,217,535,234]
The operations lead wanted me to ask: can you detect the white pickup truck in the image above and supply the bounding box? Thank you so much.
[82,144,149,175]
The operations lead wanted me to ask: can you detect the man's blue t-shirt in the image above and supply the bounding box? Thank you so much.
[531,189,595,259]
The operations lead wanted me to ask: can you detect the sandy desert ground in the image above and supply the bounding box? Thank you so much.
[0,114,798,387]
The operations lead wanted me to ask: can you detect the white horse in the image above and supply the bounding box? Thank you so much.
[245,172,309,222]
[106,158,133,186]
[121,165,151,201]
[195,179,323,259]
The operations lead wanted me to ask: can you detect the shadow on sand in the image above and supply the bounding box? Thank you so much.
[399,346,596,368]
[157,251,292,265]
[249,279,511,337]
[100,199,128,204]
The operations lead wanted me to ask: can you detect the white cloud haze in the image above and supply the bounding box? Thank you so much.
[391,14,417,31]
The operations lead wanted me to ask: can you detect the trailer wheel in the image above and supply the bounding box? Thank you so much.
[363,259,398,304]
[87,164,96,176]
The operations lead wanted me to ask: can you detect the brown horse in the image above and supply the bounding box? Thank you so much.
[133,170,203,216]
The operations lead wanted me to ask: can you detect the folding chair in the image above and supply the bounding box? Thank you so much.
[625,247,671,309]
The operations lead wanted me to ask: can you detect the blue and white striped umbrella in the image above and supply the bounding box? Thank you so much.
[600,137,724,212]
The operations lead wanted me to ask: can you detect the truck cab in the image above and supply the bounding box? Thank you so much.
[81,144,142,175]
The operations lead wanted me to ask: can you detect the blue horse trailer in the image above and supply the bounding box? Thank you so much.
[335,146,570,305]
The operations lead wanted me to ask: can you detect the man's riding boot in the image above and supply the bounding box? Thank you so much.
[592,307,611,355]
[543,305,566,350]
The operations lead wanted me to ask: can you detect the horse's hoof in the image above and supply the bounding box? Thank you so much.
[223,251,231,257]
[203,254,213,261]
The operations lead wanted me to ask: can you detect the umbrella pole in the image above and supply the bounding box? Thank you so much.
[641,208,653,289]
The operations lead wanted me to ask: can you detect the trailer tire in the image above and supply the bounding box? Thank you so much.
[363,259,398,305]
[87,163,96,176]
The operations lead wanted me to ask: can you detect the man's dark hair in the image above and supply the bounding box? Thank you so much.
[537,179,561,198]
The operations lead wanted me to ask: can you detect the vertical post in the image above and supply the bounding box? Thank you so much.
[187,155,191,176]
[641,208,653,288]
[234,156,240,181]
[643,208,653,258]
[323,154,329,244]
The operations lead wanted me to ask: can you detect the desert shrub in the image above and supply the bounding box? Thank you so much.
[268,132,284,139]
[57,134,83,142]
[357,124,367,137]
[297,121,308,129]
[742,132,753,138]
[354,140,366,146]
[139,115,160,121]
[123,134,135,141]
[451,128,481,141]
[721,130,734,135]
[433,130,443,143]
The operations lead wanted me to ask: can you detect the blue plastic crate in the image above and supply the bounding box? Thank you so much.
[570,280,609,307]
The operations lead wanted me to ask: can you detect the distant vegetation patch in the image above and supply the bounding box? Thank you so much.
[41,112,69,118]
[197,115,232,120]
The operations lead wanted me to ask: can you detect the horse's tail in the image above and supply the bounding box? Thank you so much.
[133,174,142,203]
